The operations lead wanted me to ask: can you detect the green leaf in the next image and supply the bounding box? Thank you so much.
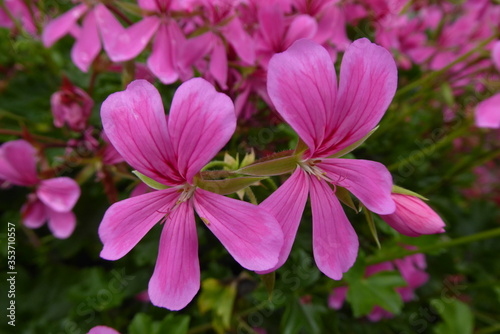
[364,207,381,249]
[198,278,237,333]
[281,298,326,334]
[327,126,379,158]
[158,314,190,334]
[336,186,357,212]
[196,176,264,195]
[128,313,155,334]
[294,138,309,155]
[132,170,169,190]
[345,271,406,317]
[433,299,474,334]
[237,155,298,176]
[392,185,429,201]
[259,272,275,299]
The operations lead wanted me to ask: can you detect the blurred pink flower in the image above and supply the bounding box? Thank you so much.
[475,94,500,129]
[380,193,446,237]
[0,0,38,35]
[87,326,120,334]
[51,78,93,132]
[99,78,283,310]
[0,140,80,239]
[260,38,397,279]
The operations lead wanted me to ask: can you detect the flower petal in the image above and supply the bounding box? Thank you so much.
[37,177,80,212]
[99,188,179,260]
[475,93,500,129]
[71,9,101,72]
[209,36,228,90]
[328,286,348,310]
[21,198,46,228]
[380,194,445,236]
[147,21,183,84]
[47,209,76,239]
[319,159,395,215]
[88,326,121,334]
[318,38,397,156]
[258,168,309,273]
[168,78,235,183]
[283,15,317,48]
[222,17,255,65]
[193,188,283,271]
[309,177,358,280]
[0,139,38,186]
[268,39,336,154]
[101,79,182,185]
[42,4,88,47]
[148,201,199,310]
[96,5,159,62]
[493,40,500,72]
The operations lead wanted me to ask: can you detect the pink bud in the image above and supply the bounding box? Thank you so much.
[51,79,93,132]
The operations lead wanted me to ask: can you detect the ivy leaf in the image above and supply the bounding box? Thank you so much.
[281,298,326,334]
[158,314,190,334]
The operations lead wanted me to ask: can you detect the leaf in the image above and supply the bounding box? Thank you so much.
[433,299,474,334]
[281,298,326,334]
[335,186,357,212]
[158,314,190,334]
[364,207,381,249]
[240,149,256,168]
[128,313,155,334]
[328,126,379,158]
[259,272,275,299]
[237,155,298,176]
[345,271,406,317]
[392,185,429,201]
[196,177,264,195]
[198,278,237,333]
[132,170,169,190]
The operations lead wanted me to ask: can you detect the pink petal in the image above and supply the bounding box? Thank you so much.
[222,17,255,65]
[42,4,88,47]
[99,188,180,260]
[318,38,397,157]
[0,139,38,186]
[315,6,350,48]
[100,79,182,185]
[193,188,283,271]
[257,6,285,52]
[179,32,213,69]
[328,286,348,310]
[268,39,336,154]
[380,194,445,236]
[168,78,235,183]
[493,41,500,72]
[96,4,160,62]
[37,177,80,212]
[21,198,46,228]
[138,0,159,11]
[475,93,500,129]
[148,201,200,310]
[309,177,358,280]
[87,326,121,334]
[47,208,77,239]
[209,35,228,89]
[258,169,309,273]
[147,21,183,84]
[71,9,101,72]
[283,15,317,49]
[319,159,395,215]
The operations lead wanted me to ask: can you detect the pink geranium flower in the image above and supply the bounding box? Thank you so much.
[260,38,397,279]
[99,78,283,310]
[0,140,80,239]
[51,78,93,132]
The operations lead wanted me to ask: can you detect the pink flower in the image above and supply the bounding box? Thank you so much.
[99,78,283,310]
[259,38,397,279]
[380,193,446,237]
[0,0,38,35]
[0,140,80,239]
[87,326,120,334]
[51,78,93,132]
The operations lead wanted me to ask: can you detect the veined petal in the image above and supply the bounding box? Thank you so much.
[47,208,76,239]
[101,79,182,185]
[99,188,180,260]
[309,177,358,280]
[193,188,283,271]
[319,159,395,215]
[222,17,255,65]
[37,177,80,212]
[475,93,500,129]
[149,201,200,310]
[168,78,235,183]
[258,168,309,273]
[268,39,336,154]
[319,38,397,156]
[42,3,88,47]
[209,36,228,90]
[71,9,101,72]
[257,5,285,52]
[96,4,159,62]
[283,15,317,49]
[0,140,38,186]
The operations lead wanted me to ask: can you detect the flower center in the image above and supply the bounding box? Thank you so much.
[298,159,332,182]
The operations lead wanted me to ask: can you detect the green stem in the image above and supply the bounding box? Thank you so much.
[201,160,232,171]
[366,227,500,265]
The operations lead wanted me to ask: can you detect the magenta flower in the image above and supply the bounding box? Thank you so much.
[0,0,38,35]
[379,193,446,237]
[0,140,80,239]
[260,38,397,279]
[51,78,93,132]
[87,326,120,334]
[99,78,283,310]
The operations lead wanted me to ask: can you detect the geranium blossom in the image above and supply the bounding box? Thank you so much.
[259,38,397,279]
[0,140,80,238]
[99,78,283,310]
